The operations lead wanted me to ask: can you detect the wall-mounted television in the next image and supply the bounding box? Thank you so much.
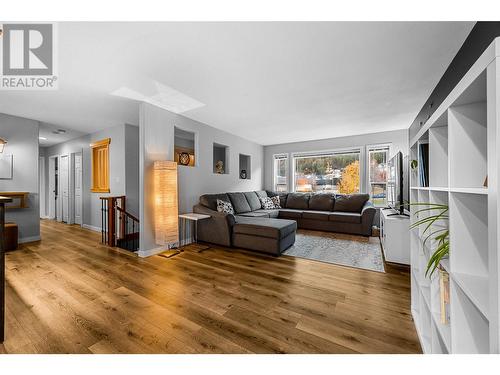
[387,151,409,215]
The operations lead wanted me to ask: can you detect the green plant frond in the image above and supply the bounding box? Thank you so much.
[410,202,450,278]
[412,207,448,215]
[422,228,448,248]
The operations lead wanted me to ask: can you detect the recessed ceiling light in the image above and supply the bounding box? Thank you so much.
[39,136,47,140]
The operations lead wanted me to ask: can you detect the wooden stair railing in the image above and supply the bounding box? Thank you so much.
[1,195,13,343]
[100,196,139,251]
[116,206,139,251]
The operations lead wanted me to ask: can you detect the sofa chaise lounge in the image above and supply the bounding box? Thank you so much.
[193,191,376,256]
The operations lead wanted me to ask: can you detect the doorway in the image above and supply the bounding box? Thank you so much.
[48,155,58,220]
[74,152,83,225]
[60,155,70,223]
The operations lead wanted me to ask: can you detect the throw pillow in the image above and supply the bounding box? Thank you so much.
[271,195,281,208]
[216,199,234,214]
[259,196,275,210]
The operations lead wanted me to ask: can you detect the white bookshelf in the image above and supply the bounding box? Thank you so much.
[410,37,500,354]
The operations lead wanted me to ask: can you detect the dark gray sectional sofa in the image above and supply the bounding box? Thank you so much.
[193,190,376,256]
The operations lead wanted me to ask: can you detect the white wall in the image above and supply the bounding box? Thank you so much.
[139,102,264,255]
[263,129,409,192]
[0,113,40,242]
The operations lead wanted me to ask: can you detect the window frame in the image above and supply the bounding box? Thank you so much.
[90,138,111,193]
[291,147,362,194]
[366,143,391,207]
[273,153,289,192]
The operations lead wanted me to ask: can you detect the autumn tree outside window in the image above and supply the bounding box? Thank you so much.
[91,138,110,193]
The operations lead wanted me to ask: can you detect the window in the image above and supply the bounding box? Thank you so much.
[293,150,360,193]
[368,145,390,207]
[273,154,288,192]
[91,138,110,193]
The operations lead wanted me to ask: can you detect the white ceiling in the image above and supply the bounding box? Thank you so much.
[0,22,474,146]
[38,122,87,147]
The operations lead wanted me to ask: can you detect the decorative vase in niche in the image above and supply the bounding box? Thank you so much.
[215,160,224,174]
[179,152,190,166]
[240,169,247,179]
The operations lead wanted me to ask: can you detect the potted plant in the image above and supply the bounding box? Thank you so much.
[409,202,449,277]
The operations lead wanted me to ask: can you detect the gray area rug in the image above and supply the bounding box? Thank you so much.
[283,229,385,273]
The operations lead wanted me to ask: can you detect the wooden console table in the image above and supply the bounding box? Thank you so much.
[1,196,13,342]
[0,192,29,209]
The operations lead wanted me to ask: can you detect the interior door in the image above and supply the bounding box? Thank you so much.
[74,153,83,225]
[48,157,56,219]
[60,155,69,223]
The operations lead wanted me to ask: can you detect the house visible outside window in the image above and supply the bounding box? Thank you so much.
[91,138,111,193]
[293,150,360,194]
[368,145,390,207]
[273,154,288,192]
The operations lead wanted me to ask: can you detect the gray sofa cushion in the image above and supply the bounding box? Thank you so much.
[244,192,262,211]
[236,211,269,218]
[228,192,252,213]
[308,194,334,211]
[329,212,362,224]
[200,193,231,211]
[233,217,297,239]
[302,210,330,221]
[334,194,370,213]
[278,208,303,219]
[286,193,310,210]
[255,190,268,199]
[254,209,280,218]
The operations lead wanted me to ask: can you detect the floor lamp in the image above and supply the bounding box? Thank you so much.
[154,161,179,257]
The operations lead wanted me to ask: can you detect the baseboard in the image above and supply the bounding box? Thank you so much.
[19,235,41,244]
[82,224,101,232]
[137,246,165,258]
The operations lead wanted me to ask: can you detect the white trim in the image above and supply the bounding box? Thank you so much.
[272,153,289,192]
[137,246,165,258]
[82,224,101,232]
[19,235,41,244]
[39,156,46,218]
[291,145,363,158]
[366,143,391,207]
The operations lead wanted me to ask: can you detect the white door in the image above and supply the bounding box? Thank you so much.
[74,153,83,225]
[48,156,56,219]
[39,156,45,218]
[60,155,69,223]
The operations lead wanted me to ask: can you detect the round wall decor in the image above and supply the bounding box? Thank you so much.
[179,152,191,166]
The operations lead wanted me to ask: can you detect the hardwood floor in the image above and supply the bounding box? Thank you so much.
[0,220,421,354]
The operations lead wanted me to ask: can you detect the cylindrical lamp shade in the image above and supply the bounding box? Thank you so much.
[154,160,179,247]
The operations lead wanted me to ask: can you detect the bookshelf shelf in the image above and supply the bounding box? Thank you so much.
[451,272,489,320]
[410,37,500,354]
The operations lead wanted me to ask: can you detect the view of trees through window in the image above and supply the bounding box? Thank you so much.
[294,152,360,193]
[369,147,389,206]
[274,156,288,192]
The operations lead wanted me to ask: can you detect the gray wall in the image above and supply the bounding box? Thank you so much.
[125,124,140,218]
[263,129,409,192]
[0,113,40,242]
[139,102,264,254]
[43,123,139,230]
